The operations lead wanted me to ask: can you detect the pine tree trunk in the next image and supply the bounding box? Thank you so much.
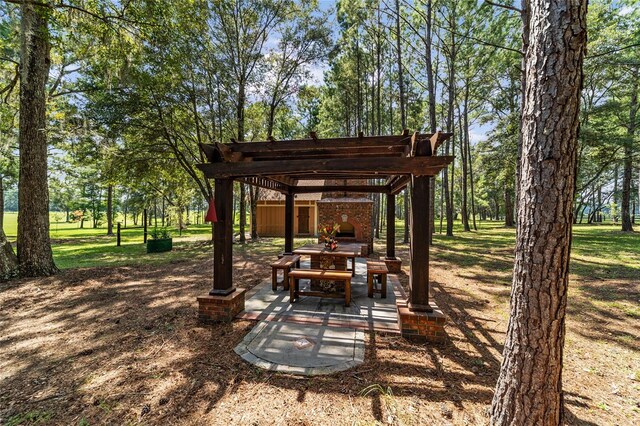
[395,0,410,244]
[490,1,587,424]
[439,175,444,233]
[16,2,57,277]
[621,66,637,232]
[250,186,259,240]
[178,205,184,232]
[460,97,470,232]
[444,4,456,237]
[0,176,4,231]
[425,0,436,241]
[504,188,514,227]
[402,189,409,243]
[162,198,165,227]
[238,81,246,243]
[394,0,406,130]
[515,3,530,236]
[467,121,478,230]
[239,183,246,242]
[0,228,18,281]
[107,184,114,236]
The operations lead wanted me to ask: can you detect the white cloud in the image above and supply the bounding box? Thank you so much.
[307,63,328,85]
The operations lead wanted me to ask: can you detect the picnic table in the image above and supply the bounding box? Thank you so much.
[293,243,362,275]
[293,243,362,293]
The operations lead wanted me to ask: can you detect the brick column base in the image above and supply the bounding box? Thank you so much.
[197,289,246,324]
[397,300,447,343]
[381,257,402,273]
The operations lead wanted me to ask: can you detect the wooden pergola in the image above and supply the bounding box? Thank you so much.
[197,131,453,312]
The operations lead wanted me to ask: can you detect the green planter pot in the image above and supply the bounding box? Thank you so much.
[147,238,173,253]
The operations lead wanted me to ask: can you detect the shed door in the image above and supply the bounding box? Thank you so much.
[298,207,310,234]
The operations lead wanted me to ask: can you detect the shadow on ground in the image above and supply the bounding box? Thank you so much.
[1,230,637,425]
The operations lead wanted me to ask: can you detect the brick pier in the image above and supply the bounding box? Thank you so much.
[197,289,246,324]
[396,300,447,343]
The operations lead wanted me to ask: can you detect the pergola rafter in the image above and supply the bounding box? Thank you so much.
[197,131,454,313]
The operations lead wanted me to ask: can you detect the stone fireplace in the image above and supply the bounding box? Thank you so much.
[317,180,373,255]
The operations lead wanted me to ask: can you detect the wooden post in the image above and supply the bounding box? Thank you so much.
[211,178,235,295]
[284,192,294,255]
[409,175,432,311]
[117,222,121,247]
[386,192,395,259]
[143,209,148,243]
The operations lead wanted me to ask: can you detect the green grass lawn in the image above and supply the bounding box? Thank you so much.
[2,212,639,276]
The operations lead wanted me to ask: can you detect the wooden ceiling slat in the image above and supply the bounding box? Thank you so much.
[389,176,412,194]
[292,185,389,194]
[236,177,290,194]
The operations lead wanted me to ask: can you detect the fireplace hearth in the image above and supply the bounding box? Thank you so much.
[317,180,373,254]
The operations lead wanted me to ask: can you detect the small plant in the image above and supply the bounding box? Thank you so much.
[98,400,112,413]
[6,411,53,426]
[361,384,399,424]
[361,383,393,398]
[150,227,171,240]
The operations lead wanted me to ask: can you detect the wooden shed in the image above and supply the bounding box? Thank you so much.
[253,180,323,237]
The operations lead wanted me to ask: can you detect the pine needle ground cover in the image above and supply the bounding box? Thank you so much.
[0,222,637,425]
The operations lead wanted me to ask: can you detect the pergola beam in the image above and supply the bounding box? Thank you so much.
[242,146,408,160]
[201,134,449,156]
[197,156,453,179]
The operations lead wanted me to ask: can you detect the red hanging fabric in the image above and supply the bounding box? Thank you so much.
[205,198,218,223]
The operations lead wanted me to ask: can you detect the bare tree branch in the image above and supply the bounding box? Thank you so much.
[484,0,522,14]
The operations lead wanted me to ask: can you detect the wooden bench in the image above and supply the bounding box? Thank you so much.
[367,261,388,298]
[270,255,301,291]
[288,269,353,307]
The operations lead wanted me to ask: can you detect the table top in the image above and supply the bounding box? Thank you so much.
[293,243,362,257]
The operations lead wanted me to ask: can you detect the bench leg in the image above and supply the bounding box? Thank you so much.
[381,274,387,298]
[367,272,373,298]
[284,268,290,291]
[345,279,351,307]
[289,275,296,303]
[351,257,355,276]
[272,267,278,291]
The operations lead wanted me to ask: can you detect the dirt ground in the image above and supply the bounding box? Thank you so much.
[1,240,638,425]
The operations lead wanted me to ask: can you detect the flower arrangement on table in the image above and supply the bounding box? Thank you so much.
[318,222,340,251]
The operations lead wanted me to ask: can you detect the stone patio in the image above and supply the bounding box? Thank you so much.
[234,321,365,375]
[234,258,401,375]
[237,258,400,332]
